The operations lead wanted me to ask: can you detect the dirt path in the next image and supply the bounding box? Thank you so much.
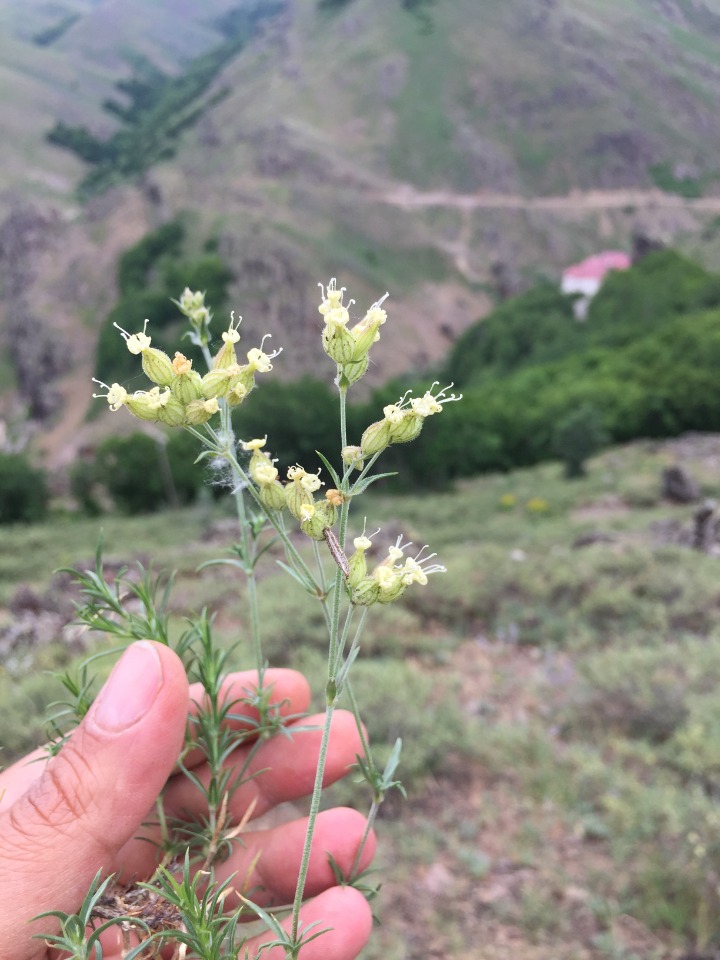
[374,183,720,213]
[36,362,95,470]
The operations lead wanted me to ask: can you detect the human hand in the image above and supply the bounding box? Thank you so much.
[0,641,375,959]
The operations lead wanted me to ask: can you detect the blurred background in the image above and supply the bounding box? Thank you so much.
[3,0,720,956]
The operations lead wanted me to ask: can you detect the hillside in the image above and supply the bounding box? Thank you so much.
[5,435,720,955]
[8,0,720,203]
[5,0,720,468]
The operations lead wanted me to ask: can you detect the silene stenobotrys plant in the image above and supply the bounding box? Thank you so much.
[41,280,460,958]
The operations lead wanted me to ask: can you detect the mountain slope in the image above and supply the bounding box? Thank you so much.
[5,0,720,470]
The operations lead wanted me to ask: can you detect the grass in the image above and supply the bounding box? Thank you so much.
[5,435,720,955]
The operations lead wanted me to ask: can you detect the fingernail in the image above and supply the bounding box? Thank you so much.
[92,641,163,732]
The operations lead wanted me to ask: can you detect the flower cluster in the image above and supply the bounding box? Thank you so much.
[244,439,342,540]
[319,279,388,386]
[176,287,212,333]
[93,310,280,427]
[346,535,446,606]
[360,382,462,458]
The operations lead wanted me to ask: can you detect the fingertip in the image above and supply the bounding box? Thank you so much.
[188,667,312,723]
[310,886,374,959]
[261,886,373,960]
[320,806,377,872]
[235,667,312,715]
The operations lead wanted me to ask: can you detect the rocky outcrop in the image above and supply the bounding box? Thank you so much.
[0,204,70,422]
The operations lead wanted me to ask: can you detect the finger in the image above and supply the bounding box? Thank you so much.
[216,807,376,908]
[0,746,51,812]
[0,642,189,960]
[167,709,362,822]
[117,710,363,880]
[243,886,373,960]
[97,885,373,960]
[181,669,312,770]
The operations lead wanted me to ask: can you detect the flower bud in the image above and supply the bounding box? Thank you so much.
[259,481,287,512]
[322,324,356,364]
[213,315,242,369]
[227,365,256,401]
[299,501,336,540]
[300,503,328,541]
[347,536,373,588]
[285,480,314,520]
[179,288,206,314]
[350,302,387,359]
[226,379,249,407]
[339,355,369,387]
[250,456,278,486]
[124,389,161,422]
[388,411,424,444]
[201,367,233,399]
[341,446,364,470]
[184,397,220,425]
[349,577,381,606]
[360,419,391,457]
[170,354,204,403]
[373,564,407,604]
[138,347,173,387]
[155,392,186,427]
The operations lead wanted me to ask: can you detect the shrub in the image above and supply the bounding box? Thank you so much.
[0,453,49,524]
[552,403,609,478]
[232,377,339,474]
[93,433,171,514]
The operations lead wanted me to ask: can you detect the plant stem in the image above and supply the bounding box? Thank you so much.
[222,405,264,677]
[350,800,378,880]
[224,448,319,592]
[291,701,335,940]
[339,385,348,452]
[291,380,353,939]
[345,679,377,878]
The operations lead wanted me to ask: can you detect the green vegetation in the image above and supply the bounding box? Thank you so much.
[94,219,233,388]
[650,160,703,198]
[45,2,283,196]
[232,377,339,475]
[317,0,356,9]
[32,13,80,47]
[0,452,48,525]
[552,403,609,479]
[6,439,720,954]
[73,431,211,515]
[374,250,720,486]
[103,248,718,496]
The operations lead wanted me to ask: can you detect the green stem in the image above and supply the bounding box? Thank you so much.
[188,423,319,594]
[351,449,383,492]
[350,800,379,881]
[346,680,371,773]
[339,384,348,452]
[291,380,351,939]
[345,679,377,879]
[312,541,332,633]
[335,604,356,674]
[222,405,263,677]
[291,701,335,940]
[224,449,319,592]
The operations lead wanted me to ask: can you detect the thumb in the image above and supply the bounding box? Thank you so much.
[0,641,189,960]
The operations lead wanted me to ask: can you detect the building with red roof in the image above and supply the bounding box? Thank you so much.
[561,250,631,318]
